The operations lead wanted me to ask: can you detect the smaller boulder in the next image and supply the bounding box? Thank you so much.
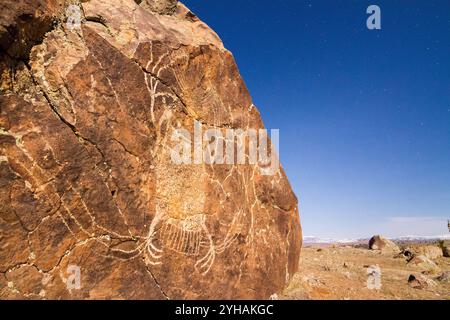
[368,235,400,253]
[400,245,442,261]
[408,274,436,289]
[414,245,442,260]
[398,248,414,261]
[440,240,450,257]
[443,246,450,258]
[435,271,450,283]
[407,255,439,272]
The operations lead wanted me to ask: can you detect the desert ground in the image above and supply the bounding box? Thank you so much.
[282,241,450,300]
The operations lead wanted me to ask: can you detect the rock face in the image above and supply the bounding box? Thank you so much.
[0,0,302,299]
[368,235,400,253]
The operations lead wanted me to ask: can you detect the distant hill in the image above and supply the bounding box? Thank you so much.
[303,235,450,246]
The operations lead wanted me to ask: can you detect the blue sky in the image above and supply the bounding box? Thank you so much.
[182,0,450,238]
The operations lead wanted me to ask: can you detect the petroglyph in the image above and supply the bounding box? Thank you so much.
[1,0,301,299]
[161,215,205,255]
[144,210,244,275]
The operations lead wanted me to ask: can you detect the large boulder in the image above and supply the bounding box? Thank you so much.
[0,0,302,299]
[368,235,400,253]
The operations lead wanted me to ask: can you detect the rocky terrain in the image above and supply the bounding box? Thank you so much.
[281,238,450,300]
[0,0,301,299]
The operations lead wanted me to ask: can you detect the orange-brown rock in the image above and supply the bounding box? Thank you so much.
[408,274,436,290]
[368,235,400,253]
[0,0,302,299]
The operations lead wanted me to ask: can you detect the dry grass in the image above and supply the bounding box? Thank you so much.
[281,245,450,300]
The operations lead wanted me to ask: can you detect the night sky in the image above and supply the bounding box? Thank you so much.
[182,0,450,239]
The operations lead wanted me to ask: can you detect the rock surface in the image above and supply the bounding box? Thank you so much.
[408,274,436,290]
[407,255,439,272]
[407,245,443,260]
[138,0,179,15]
[0,0,302,299]
[368,235,400,253]
[435,271,450,283]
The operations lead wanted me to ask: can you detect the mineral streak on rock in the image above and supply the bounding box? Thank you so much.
[0,0,302,299]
